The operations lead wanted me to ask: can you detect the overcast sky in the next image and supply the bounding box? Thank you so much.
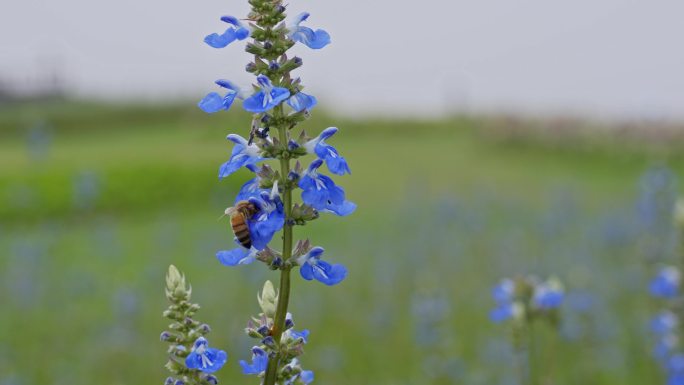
[2,0,684,119]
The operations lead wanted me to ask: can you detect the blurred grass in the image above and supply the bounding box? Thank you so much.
[1,100,683,385]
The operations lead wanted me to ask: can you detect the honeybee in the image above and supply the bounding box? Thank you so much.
[225,201,258,249]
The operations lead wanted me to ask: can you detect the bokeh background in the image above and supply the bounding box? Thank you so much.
[3,1,684,384]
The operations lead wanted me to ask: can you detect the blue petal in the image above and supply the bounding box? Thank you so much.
[216,248,254,266]
[312,260,347,285]
[198,92,226,113]
[243,92,268,113]
[239,349,269,375]
[287,92,318,112]
[300,262,314,281]
[489,305,513,323]
[219,154,250,179]
[326,200,356,216]
[236,178,262,202]
[204,28,239,48]
[270,87,292,106]
[315,143,350,175]
[290,329,310,343]
[291,26,331,49]
[300,370,314,384]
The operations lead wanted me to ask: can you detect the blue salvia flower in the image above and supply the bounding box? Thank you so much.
[243,75,291,113]
[296,246,347,285]
[304,127,350,175]
[204,16,251,48]
[217,186,285,264]
[240,346,269,375]
[669,354,684,385]
[287,91,317,112]
[532,278,564,309]
[185,337,228,373]
[286,329,310,343]
[299,159,356,216]
[492,278,515,304]
[219,134,266,179]
[650,266,681,299]
[287,12,331,49]
[651,310,679,335]
[654,335,678,363]
[199,80,245,114]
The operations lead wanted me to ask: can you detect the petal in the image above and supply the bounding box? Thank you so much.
[327,200,356,216]
[269,87,292,108]
[300,262,314,280]
[185,352,202,370]
[202,349,228,373]
[243,92,268,113]
[198,92,226,113]
[216,247,254,266]
[300,370,314,384]
[313,260,347,285]
[204,28,238,48]
[219,154,249,179]
[287,92,317,112]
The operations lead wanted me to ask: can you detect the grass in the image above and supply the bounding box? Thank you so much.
[0,100,682,384]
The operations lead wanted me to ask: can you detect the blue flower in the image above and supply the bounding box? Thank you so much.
[299,370,314,384]
[287,91,317,112]
[299,160,356,216]
[219,134,265,180]
[185,337,227,374]
[240,347,269,375]
[217,185,284,259]
[199,80,244,113]
[287,12,331,49]
[304,127,350,175]
[532,279,564,309]
[246,185,285,249]
[654,335,678,363]
[287,329,310,343]
[651,311,678,335]
[216,246,258,266]
[296,246,347,286]
[489,302,522,323]
[651,266,681,299]
[204,16,250,48]
[491,278,515,304]
[243,75,291,113]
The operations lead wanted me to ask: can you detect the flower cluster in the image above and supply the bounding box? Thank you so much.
[489,276,564,325]
[190,1,354,384]
[161,266,227,385]
[239,281,315,384]
[649,266,684,380]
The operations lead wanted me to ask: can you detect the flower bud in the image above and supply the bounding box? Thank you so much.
[269,61,280,71]
[263,41,273,50]
[262,335,276,348]
[245,62,257,72]
[204,375,219,385]
[199,324,211,334]
[258,280,278,318]
[160,331,172,341]
[164,377,175,385]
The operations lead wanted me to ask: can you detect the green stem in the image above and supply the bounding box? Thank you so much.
[263,113,293,385]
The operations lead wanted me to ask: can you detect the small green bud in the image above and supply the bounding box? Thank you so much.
[258,280,278,318]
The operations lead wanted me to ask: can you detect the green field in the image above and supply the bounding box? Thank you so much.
[1,101,683,384]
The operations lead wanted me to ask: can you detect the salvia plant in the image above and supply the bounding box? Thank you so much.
[648,199,684,384]
[161,1,353,384]
[489,275,565,385]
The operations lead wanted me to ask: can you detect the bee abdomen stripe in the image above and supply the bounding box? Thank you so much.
[232,223,248,232]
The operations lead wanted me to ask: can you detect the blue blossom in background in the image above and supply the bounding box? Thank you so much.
[219,134,266,179]
[288,91,317,112]
[240,347,269,375]
[185,337,228,374]
[304,127,350,175]
[199,80,244,114]
[299,160,356,216]
[243,75,291,113]
[669,354,684,385]
[492,279,515,304]
[296,246,347,286]
[651,310,679,335]
[287,12,331,49]
[205,16,250,48]
[532,278,564,309]
[651,266,681,299]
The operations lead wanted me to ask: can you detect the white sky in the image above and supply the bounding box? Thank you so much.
[2,0,684,119]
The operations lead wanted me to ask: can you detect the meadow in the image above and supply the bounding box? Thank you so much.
[2,101,684,385]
